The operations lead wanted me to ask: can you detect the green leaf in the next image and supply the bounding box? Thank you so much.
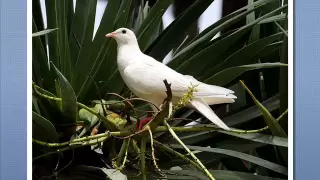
[225,94,280,126]
[215,139,266,156]
[178,31,283,80]
[205,63,288,86]
[32,83,60,121]
[274,21,288,37]
[219,130,288,147]
[91,99,126,111]
[101,71,125,95]
[32,28,59,37]
[68,0,93,66]
[78,107,100,137]
[169,144,288,175]
[138,11,164,51]
[137,0,172,51]
[175,30,247,77]
[65,0,74,38]
[278,17,289,165]
[89,0,133,96]
[247,0,261,45]
[75,0,122,101]
[137,0,171,35]
[142,1,150,19]
[169,0,277,68]
[114,0,133,28]
[202,32,284,80]
[240,81,287,137]
[133,4,144,30]
[177,95,280,145]
[183,140,266,171]
[32,18,56,92]
[32,111,58,143]
[34,83,59,108]
[91,0,122,59]
[63,165,113,179]
[146,0,215,60]
[45,0,60,69]
[51,62,77,123]
[175,4,287,78]
[32,0,46,46]
[32,95,41,114]
[78,100,125,137]
[55,79,63,110]
[279,22,288,129]
[258,13,286,24]
[71,0,98,94]
[252,41,283,61]
[246,0,256,24]
[56,0,72,80]
[163,170,286,180]
[78,0,133,101]
[101,168,127,180]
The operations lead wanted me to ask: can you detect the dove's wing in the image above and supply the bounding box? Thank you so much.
[123,62,189,97]
[123,58,236,101]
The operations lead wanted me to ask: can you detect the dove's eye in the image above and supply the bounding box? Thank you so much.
[122,30,126,34]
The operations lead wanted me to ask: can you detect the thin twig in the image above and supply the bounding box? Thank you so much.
[33,135,109,161]
[163,79,172,101]
[116,139,130,167]
[148,129,164,177]
[119,138,131,170]
[164,116,215,180]
[33,131,111,147]
[100,95,160,112]
[140,139,147,180]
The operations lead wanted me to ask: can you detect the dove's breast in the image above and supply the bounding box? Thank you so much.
[116,55,154,99]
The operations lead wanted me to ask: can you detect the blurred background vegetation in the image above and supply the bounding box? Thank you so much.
[32,0,288,179]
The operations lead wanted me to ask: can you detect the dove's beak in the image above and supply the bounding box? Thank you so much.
[106,32,116,38]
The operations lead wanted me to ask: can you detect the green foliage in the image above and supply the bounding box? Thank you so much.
[32,0,288,179]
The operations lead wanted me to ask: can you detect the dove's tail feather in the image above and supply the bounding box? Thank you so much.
[189,98,230,130]
[200,94,237,105]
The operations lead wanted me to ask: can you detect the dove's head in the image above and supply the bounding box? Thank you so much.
[106,28,138,46]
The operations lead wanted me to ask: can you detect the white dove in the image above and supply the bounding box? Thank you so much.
[105,28,236,130]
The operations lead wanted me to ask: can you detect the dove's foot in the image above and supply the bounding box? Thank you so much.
[136,117,153,130]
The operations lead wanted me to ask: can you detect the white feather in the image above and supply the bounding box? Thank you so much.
[189,98,230,130]
[107,28,237,130]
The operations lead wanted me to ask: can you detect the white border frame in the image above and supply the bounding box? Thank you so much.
[27,0,32,178]
[288,0,294,179]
